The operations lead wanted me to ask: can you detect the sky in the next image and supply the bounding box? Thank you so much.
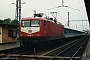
[0,0,89,31]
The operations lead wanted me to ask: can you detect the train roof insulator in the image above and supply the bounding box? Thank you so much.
[33,13,46,18]
[33,13,61,24]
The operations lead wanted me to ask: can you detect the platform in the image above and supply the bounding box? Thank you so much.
[81,37,90,60]
[0,42,20,51]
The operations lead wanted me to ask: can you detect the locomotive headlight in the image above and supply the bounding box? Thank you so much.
[30,35,33,36]
[27,35,33,36]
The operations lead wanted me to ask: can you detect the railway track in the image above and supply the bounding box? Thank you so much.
[49,36,89,60]
[0,35,89,60]
[19,36,88,60]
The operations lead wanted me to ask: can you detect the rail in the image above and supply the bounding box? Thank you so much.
[70,36,89,60]
[49,36,89,60]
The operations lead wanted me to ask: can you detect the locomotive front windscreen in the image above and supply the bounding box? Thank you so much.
[22,20,40,27]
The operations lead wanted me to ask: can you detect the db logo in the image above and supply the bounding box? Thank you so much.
[28,30,32,33]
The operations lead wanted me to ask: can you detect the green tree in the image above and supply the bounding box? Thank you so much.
[0,19,3,23]
[3,18,11,24]
[11,19,19,26]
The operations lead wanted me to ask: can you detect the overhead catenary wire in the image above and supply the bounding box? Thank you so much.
[29,0,48,12]
[71,0,82,17]
[71,0,86,19]
[29,0,62,20]
[71,0,80,11]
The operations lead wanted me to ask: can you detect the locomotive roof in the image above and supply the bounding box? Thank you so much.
[21,13,63,24]
[21,17,46,20]
[21,17,62,25]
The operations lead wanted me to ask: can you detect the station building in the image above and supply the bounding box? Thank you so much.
[0,24,17,44]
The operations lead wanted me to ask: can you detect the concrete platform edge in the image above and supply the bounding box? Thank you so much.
[81,37,90,60]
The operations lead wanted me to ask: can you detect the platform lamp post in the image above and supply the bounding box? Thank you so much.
[18,0,21,22]
[18,0,26,21]
[18,0,26,40]
[12,0,26,39]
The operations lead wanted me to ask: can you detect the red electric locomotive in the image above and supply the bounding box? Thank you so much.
[19,13,64,48]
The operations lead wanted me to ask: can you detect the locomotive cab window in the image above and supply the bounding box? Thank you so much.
[31,20,40,27]
[22,21,30,27]
[22,20,40,27]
